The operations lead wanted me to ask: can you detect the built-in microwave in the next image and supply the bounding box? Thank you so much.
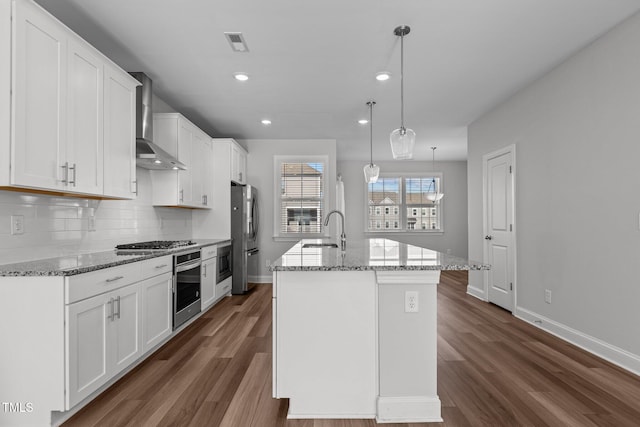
[216,243,232,284]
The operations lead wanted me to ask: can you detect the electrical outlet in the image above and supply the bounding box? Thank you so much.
[88,214,96,232]
[405,291,419,313]
[11,215,24,235]
[544,289,552,304]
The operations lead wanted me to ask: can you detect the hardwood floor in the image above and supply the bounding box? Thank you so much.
[63,273,640,427]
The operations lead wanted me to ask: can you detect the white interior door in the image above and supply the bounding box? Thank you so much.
[483,147,515,312]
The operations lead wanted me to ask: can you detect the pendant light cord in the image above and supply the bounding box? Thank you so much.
[431,147,437,192]
[400,33,405,132]
[369,101,374,166]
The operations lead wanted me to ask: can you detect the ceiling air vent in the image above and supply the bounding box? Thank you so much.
[224,32,249,52]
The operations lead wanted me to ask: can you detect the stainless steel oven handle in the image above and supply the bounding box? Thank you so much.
[175,259,201,273]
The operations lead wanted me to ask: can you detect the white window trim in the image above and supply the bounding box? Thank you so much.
[364,172,444,234]
[273,155,330,241]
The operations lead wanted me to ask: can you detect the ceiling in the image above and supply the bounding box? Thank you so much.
[35,0,640,161]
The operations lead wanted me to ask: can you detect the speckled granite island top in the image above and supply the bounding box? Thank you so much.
[0,239,230,277]
[269,238,490,272]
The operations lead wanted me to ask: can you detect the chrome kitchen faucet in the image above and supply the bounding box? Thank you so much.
[323,210,346,251]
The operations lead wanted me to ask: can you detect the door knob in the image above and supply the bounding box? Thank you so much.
[485,235,493,240]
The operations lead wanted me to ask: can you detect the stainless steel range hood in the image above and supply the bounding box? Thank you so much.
[129,72,187,170]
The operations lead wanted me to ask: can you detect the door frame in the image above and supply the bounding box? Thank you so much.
[482,144,517,311]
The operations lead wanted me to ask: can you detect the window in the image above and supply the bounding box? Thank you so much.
[366,174,442,232]
[275,156,328,238]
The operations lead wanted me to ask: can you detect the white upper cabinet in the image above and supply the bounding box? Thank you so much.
[11,0,67,191]
[3,0,139,199]
[103,62,137,198]
[151,113,212,209]
[231,142,247,184]
[66,36,103,195]
[193,131,213,207]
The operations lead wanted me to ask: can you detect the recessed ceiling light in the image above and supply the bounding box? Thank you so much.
[358,119,369,125]
[154,160,162,164]
[234,72,249,81]
[172,166,179,170]
[261,119,272,125]
[376,72,391,81]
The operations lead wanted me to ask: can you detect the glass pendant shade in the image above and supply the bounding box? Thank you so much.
[426,192,444,202]
[363,163,380,183]
[390,127,415,160]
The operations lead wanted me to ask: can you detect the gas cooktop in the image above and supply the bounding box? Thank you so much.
[115,240,197,250]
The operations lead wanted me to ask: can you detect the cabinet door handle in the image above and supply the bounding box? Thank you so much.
[107,297,115,321]
[155,264,168,269]
[60,162,69,185]
[106,275,124,283]
[132,180,138,195]
[180,189,184,203]
[115,296,121,319]
[69,163,76,186]
[239,172,243,182]
[203,264,207,277]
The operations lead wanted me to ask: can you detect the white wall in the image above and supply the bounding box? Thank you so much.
[243,139,337,282]
[468,13,640,372]
[337,160,469,258]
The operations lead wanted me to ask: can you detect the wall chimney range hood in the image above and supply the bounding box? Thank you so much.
[129,72,187,170]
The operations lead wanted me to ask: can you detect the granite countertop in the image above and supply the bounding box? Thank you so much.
[269,238,490,272]
[0,239,231,277]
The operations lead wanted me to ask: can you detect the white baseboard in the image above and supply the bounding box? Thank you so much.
[287,412,375,419]
[376,396,442,423]
[515,306,640,376]
[248,274,271,284]
[466,285,486,301]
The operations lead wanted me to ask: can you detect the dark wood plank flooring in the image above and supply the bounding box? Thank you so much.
[63,272,640,426]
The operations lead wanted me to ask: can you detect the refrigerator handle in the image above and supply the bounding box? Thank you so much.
[251,195,259,239]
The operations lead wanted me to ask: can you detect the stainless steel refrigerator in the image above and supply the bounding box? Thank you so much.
[231,183,259,294]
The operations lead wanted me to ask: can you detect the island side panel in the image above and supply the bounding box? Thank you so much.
[274,270,377,418]
[376,270,442,423]
[0,276,65,426]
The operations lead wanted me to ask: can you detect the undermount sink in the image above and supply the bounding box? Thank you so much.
[302,243,339,249]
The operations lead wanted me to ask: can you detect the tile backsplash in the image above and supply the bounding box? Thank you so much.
[0,169,192,263]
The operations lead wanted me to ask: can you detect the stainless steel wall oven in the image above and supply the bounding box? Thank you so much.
[173,249,201,329]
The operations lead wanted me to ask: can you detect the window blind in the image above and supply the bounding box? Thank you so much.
[279,162,325,234]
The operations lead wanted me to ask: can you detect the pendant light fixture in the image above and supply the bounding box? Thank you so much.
[426,147,444,203]
[363,101,380,183]
[390,25,415,160]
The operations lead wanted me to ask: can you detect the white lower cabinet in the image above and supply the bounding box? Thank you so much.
[216,276,232,299]
[66,281,142,409]
[141,272,173,352]
[201,246,217,310]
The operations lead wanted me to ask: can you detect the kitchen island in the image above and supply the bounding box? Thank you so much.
[269,238,489,423]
